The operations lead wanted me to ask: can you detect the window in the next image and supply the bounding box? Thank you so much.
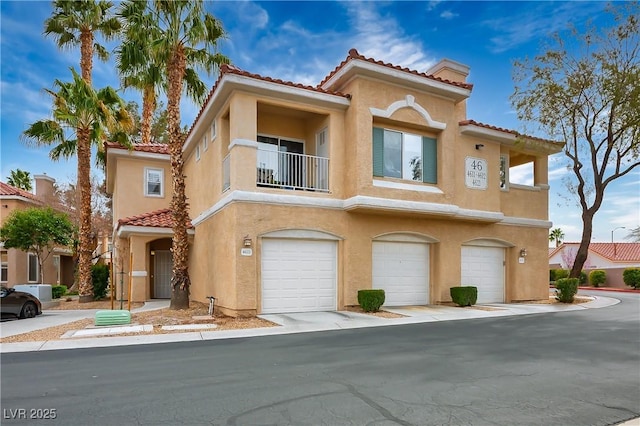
[210,121,217,140]
[195,144,201,161]
[28,253,38,283]
[145,168,164,197]
[203,133,209,151]
[1,251,7,282]
[373,127,437,184]
[500,155,509,190]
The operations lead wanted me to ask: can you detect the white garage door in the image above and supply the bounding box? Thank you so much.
[261,239,337,314]
[372,241,429,306]
[461,246,505,303]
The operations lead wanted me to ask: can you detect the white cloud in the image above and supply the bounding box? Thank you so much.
[439,10,458,20]
[344,2,437,72]
[509,163,533,186]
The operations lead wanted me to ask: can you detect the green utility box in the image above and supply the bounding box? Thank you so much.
[95,310,132,326]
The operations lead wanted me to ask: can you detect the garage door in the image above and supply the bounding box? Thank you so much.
[372,241,429,306]
[261,239,337,314]
[461,246,505,303]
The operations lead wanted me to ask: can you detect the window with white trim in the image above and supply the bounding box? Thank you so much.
[373,127,437,184]
[211,121,217,141]
[28,253,38,283]
[145,168,164,197]
[1,251,7,282]
[203,133,209,151]
[195,144,201,162]
[500,155,509,190]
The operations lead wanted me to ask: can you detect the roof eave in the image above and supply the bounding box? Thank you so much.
[183,73,351,154]
[320,59,472,103]
[459,123,564,155]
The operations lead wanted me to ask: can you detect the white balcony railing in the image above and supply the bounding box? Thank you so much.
[257,149,329,192]
[222,153,230,192]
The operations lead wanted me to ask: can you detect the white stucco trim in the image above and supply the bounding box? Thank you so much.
[261,229,342,240]
[229,138,259,150]
[191,190,553,228]
[343,195,457,216]
[107,148,170,162]
[509,183,541,192]
[462,238,515,248]
[131,271,147,277]
[373,179,444,194]
[0,196,41,205]
[498,217,553,228]
[117,226,196,238]
[370,95,446,130]
[373,232,439,243]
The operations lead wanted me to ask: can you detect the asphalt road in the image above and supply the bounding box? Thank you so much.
[1,291,639,426]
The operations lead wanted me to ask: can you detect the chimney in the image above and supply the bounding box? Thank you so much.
[34,174,56,201]
[426,58,470,83]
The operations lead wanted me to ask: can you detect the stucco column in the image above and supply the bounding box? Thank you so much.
[127,236,149,302]
[228,139,258,191]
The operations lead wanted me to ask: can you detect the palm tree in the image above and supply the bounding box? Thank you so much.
[7,169,33,191]
[22,68,133,302]
[43,0,121,302]
[118,0,229,309]
[549,228,565,248]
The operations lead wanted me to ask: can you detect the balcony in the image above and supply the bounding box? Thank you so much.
[256,148,329,192]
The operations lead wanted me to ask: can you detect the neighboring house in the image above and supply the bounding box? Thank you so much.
[105,49,563,316]
[0,175,74,287]
[549,242,640,288]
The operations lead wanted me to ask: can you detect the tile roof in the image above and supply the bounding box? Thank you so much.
[117,208,193,230]
[319,48,474,90]
[105,142,170,155]
[0,181,42,204]
[549,243,640,262]
[459,119,562,145]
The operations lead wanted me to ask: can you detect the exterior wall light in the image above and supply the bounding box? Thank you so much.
[519,248,527,258]
[243,235,252,247]
[475,144,484,150]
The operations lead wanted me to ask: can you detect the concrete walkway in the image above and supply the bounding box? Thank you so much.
[0,294,620,354]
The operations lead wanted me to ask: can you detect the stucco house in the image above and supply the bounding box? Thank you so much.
[105,49,563,316]
[549,242,640,288]
[0,175,74,288]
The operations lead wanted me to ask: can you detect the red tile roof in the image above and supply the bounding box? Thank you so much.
[459,119,562,145]
[117,208,193,229]
[105,142,170,155]
[549,243,640,262]
[0,182,42,204]
[319,48,474,90]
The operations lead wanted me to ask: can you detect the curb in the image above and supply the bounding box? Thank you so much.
[579,287,640,294]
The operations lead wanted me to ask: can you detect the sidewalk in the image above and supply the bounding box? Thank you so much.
[0,294,620,354]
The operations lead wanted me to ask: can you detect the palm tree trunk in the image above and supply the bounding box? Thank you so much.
[80,30,93,85]
[77,129,94,302]
[167,46,190,310]
[141,87,155,144]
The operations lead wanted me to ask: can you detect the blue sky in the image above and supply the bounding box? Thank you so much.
[1,1,638,243]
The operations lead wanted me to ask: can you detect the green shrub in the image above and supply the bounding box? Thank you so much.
[623,268,640,289]
[358,289,385,312]
[579,271,588,285]
[555,278,579,303]
[589,270,606,287]
[51,285,67,299]
[91,264,110,300]
[450,286,478,307]
[554,269,570,281]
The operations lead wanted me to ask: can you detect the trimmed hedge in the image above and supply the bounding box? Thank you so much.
[51,285,67,299]
[555,278,579,303]
[550,269,570,282]
[358,289,385,312]
[450,286,478,307]
[623,268,640,289]
[579,271,588,285]
[589,270,606,287]
[91,264,110,300]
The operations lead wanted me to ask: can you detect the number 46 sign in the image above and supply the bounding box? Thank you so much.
[465,157,488,190]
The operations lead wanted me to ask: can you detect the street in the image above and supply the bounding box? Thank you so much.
[1,291,639,425]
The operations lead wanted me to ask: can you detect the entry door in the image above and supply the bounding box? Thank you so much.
[154,250,172,299]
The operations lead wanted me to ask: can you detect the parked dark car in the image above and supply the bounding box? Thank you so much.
[0,286,42,319]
